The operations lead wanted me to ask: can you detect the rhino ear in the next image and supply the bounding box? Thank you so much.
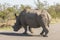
[14,13,18,18]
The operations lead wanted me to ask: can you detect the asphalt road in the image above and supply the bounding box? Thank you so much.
[0,23,60,40]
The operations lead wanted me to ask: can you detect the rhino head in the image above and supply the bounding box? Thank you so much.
[12,13,22,32]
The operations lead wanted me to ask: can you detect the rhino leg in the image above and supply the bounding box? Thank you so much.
[40,25,49,37]
[44,28,48,37]
[40,29,44,35]
[29,27,33,33]
[23,26,27,34]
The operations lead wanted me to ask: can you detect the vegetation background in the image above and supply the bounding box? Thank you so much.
[0,0,60,30]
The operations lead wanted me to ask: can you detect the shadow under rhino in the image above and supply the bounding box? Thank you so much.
[0,32,42,37]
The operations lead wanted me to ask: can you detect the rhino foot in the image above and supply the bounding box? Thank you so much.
[22,32,28,34]
[43,35,48,37]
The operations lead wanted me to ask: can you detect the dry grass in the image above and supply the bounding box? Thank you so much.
[0,19,60,30]
[0,20,15,31]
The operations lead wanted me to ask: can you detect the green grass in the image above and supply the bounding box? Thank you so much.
[0,26,13,31]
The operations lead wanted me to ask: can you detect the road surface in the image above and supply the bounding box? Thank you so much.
[0,23,60,40]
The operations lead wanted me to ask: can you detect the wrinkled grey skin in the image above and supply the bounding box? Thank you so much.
[13,9,51,37]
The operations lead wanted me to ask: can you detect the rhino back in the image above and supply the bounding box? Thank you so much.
[19,9,51,28]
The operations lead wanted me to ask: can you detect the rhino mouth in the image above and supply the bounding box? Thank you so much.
[12,25,22,32]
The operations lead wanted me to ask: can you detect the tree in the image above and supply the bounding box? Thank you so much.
[48,6,56,18]
[34,0,44,10]
[20,4,25,11]
[55,3,60,18]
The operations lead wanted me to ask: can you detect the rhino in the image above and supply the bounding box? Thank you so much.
[13,9,51,37]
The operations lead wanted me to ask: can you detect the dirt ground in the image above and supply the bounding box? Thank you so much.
[0,23,60,40]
